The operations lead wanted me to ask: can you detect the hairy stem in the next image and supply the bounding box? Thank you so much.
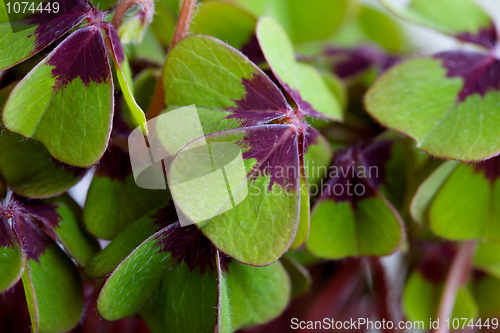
[434,240,476,333]
[112,0,154,30]
[171,0,197,49]
[146,0,197,120]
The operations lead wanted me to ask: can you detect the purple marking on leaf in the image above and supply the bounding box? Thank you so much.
[302,126,320,155]
[226,73,291,126]
[111,100,134,139]
[240,34,266,65]
[17,198,61,229]
[13,212,52,261]
[0,197,62,260]
[228,74,290,117]
[434,51,500,102]
[301,127,332,179]
[104,23,125,64]
[94,145,132,182]
[0,200,26,248]
[155,223,230,273]
[283,84,328,119]
[358,140,393,189]
[47,25,111,88]
[324,45,400,79]
[456,25,498,49]
[226,110,285,127]
[325,47,370,78]
[474,154,500,184]
[418,242,456,283]
[320,161,377,206]
[0,280,31,331]
[0,214,15,248]
[25,0,91,52]
[151,205,180,229]
[319,140,393,206]
[380,56,400,72]
[237,125,300,192]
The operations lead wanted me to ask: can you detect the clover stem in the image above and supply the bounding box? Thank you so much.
[171,0,197,49]
[146,77,166,120]
[112,0,154,30]
[146,0,197,120]
[434,240,476,333]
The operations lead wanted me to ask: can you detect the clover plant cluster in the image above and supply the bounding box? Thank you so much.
[0,0,500,332]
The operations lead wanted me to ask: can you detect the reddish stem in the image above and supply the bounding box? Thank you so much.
[146,78,166,120]
[305,260,362,323]
[434,240,476,333]
[146,0,197,120]
[370,258,401,333]
[170,0,197,49]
